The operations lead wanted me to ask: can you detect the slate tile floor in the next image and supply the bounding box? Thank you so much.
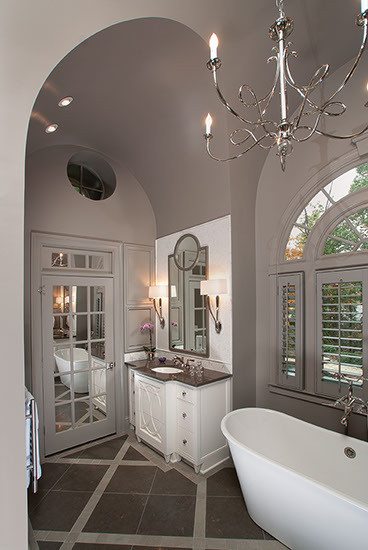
[29,433,288,550]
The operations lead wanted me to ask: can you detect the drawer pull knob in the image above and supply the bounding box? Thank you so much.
[182,412,187,418]
[182,391,187,397]
[183,439,187,445]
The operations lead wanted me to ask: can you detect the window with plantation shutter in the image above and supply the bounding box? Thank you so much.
[278,273,304,389]
[317,269,367,397]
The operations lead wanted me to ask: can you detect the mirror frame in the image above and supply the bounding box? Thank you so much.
[173,233,201,272]
[168,244,209,358]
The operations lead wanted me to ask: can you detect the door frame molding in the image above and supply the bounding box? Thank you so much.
[31,232,124,457]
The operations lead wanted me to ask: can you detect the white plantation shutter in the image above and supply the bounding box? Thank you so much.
[316,269,368,397]
[278,273,304,389]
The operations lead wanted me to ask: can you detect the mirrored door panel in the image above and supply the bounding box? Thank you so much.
[42,276,115,455]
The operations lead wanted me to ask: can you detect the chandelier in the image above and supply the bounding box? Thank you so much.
[204,0,368,171]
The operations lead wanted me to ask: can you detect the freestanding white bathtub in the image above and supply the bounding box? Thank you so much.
[54,348,89,393]
[221,408,368,550]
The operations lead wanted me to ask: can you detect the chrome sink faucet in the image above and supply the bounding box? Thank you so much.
[173,355,197,371]
[326,372,368,426]
[173,355,185,368]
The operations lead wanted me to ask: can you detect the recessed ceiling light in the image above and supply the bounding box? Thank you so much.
[45,123,58,133]
[58,96,73,107]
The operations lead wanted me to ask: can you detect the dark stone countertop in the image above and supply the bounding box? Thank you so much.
[124,358,232,388]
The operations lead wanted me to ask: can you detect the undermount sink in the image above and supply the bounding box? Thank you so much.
[151,366,183,374]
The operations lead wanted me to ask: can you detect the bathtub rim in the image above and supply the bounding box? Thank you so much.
[221,407,368,513]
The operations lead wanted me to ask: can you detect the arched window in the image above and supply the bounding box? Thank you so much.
[273,161,368,402]
[284,163,368,261]
[323,207,368,255]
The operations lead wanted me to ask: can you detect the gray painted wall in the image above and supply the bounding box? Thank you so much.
[256,57,368,440]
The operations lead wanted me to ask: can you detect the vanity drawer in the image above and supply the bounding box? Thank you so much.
[177,426,195,460]
[177,400,195,431]
[176,384,196,404]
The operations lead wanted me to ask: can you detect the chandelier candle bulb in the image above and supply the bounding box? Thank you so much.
[209,33,218,60]
[205,113,213,135]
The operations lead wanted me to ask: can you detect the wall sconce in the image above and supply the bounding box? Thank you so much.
[200,279,228,334]
[148,285,168,328]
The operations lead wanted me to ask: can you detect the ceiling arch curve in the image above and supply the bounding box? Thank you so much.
[26,17,231,237]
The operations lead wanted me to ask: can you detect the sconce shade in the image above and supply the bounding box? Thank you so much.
[200,279,228,296]
[148,285,168,298]
[55,297,63,304]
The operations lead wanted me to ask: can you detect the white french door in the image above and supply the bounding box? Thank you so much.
[42,275,116,455]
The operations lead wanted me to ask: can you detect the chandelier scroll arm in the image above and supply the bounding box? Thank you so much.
[293,65,330,129]
[284,45,330,115]
[238,52,279,117]
[205,131,275,162]
[209,64,259,126]
[238,84,279,136]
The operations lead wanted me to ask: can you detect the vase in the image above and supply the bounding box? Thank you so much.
[146,350,155,360]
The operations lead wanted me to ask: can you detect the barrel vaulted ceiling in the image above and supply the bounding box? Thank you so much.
[26,0,366,236]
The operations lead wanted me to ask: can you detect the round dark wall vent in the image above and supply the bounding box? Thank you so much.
[67,151,116,200]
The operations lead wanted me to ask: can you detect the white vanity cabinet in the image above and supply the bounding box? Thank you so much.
[134,372,176,462]
[175,378,231,473]
[132,368,231,473]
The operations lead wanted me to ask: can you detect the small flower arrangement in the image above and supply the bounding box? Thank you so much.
[140,322,155,357]
[171,321,178,327]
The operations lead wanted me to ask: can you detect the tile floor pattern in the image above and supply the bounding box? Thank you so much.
[29,433,288,550]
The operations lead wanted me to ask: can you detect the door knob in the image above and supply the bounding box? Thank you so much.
[107,362,115,370]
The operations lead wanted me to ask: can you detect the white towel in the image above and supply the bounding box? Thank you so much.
[25,388,41,489]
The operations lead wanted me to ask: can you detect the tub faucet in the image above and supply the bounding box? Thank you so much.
[326,372,368,426]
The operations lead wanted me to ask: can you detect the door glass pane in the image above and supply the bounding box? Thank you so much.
[194,288,202,308]
[72,343,89,372]
[71,371,91,401]
[71,286,88,313]
[90,314,105,340]
[90,286,105,312]
[52,252,68,268]
[91,340,105,360]
[53,315,70,340]
[53,285,70,314]
[55,403,72,433]
[91,368,106,397]
[75,399,91,426]
[71,254,86,268]
[72,315,88,341]
[195,309,203,329]
[54,374,71,402]
[92,400,107,423]
[89,255,104,270]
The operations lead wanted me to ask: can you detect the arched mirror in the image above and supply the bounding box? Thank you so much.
[173,234,201,271]
[169,234,209,356]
